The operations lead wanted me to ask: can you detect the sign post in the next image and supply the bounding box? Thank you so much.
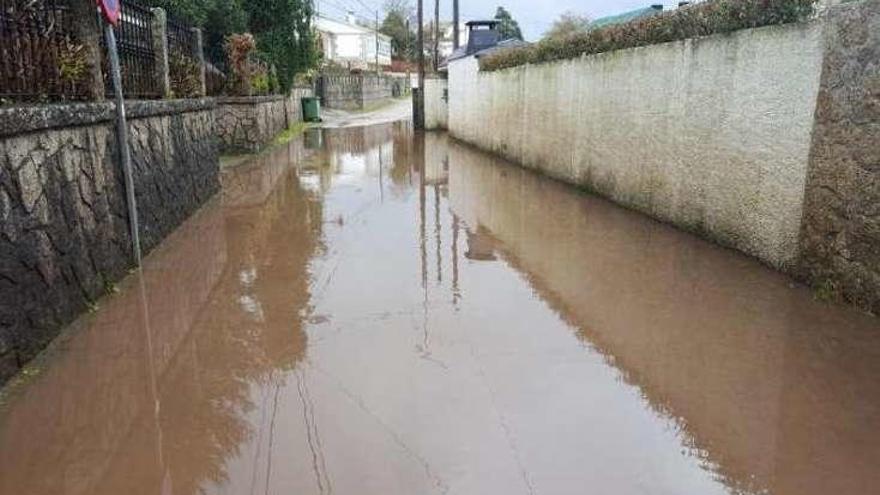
[97,0,142,266]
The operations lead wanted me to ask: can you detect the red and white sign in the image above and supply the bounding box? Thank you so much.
[96,0,121,25]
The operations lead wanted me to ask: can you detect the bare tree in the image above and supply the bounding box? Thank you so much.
[544,11,591,40]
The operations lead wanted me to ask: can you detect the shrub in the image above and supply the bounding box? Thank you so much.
[250,71,269,95]
[480,0,817,72]
[169,53,202,98]
[225,33,257,95]
[57,41,89,87]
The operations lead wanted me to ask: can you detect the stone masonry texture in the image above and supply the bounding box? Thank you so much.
[799,0,880,313]
[215,96,288,153]
[0,99,219,383]
[319,75,394,110]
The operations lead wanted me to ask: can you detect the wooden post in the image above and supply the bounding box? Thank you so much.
[453,0,460,50]
[416,0,425,129]
[374,10,380,73]
[433,0,439,72]
[69,0,105,100]
[150,8,171,98]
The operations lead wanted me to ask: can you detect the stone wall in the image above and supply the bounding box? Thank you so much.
[799,0,880,312]
[360,75,394,107]
[215,95,288,153]
[319,75,362,110]
[0,99,219,383]
[318,74,395,110]
[448,0,880,313]
[215,90,315,154]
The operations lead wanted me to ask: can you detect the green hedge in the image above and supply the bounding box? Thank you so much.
[480,0,817,72]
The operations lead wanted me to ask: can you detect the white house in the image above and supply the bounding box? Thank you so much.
[315,13,392,69]
[438,22,469,60]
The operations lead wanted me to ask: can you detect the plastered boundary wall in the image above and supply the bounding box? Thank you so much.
[425,78,448,130]
[449,1,880,313]
[449,20,825,269]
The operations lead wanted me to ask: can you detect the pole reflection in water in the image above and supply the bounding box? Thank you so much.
[0,122,878,495]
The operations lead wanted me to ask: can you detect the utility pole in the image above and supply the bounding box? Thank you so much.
[405,18,411,93]
[416,0,425,129]
[433,0,439,72]
[375,10,380,73]
[453,0,460,50]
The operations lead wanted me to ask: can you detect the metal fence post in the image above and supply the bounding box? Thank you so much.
[192,27,207,97]
[150,7,171,98]
[70,0,105,100]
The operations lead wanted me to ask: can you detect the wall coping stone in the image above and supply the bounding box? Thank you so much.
[216,95,286,105]
[466,18,823,74]
[0,98,216,138]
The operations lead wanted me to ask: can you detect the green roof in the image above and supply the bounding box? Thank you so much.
[590,6,664,29]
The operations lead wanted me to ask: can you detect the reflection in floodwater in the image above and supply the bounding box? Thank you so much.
[1,123,878,495]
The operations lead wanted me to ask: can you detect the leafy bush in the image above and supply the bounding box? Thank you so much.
[169,53,202,98]
[224,33,281,96]
[250,69,270,95]
[250,74,269,94]
[57,41,89,87]
[480,0,817,72]
[149,0,317,91]
[225,33,257,95]
[243,0,317,92]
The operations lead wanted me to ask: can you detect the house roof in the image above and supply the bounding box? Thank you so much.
[590,5,664,29]
[444,38,530,67]
[315,15,391,40]
[465,20,499,28]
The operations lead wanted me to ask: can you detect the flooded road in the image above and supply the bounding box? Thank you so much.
[1,123,879,495]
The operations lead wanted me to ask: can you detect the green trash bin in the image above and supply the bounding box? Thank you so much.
[301,96,321,122]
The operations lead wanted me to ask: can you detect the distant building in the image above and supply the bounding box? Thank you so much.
[445,20,529,66]
[316,13,392,69]
[438,22,470,59]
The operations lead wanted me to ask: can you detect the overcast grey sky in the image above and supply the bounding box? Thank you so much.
[319,0,678,41]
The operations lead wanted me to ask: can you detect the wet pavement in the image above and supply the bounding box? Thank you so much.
[319,98,412,129]
[1,122,879,495]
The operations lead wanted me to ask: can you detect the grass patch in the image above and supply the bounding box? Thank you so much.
[220,122,313,168]
[272,121,310,145]
[813,279,840,302]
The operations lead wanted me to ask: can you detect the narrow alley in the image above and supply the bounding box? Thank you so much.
[1,123,877,495]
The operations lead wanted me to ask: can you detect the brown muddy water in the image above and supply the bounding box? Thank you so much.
[1,122,879,495]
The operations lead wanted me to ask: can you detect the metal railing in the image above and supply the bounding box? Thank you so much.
[0,0,91,102]
[1,0,209,103]
[166,14,196,57]
[167,13,202,97]
[101,0,159,99]
[205,59,227,96]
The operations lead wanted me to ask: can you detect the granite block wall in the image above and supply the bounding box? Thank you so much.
[0,98,219,382]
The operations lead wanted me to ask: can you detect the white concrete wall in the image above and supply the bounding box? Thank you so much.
[448,21,825,269]
[424,78,448,130]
